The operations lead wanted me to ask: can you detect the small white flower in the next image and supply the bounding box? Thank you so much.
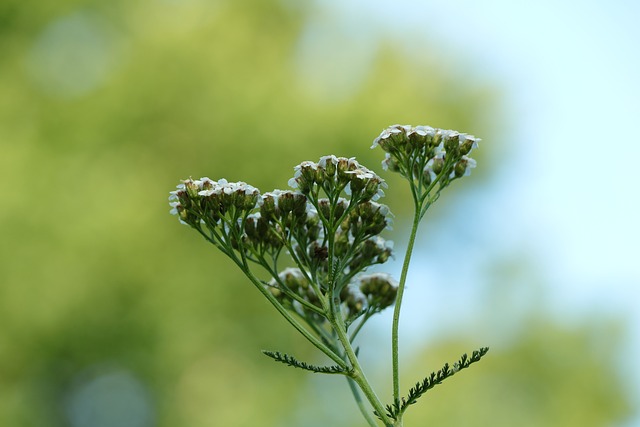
[462,135,480,150]
[371,202,391,217]
[306,203,318,216]
[222,183,237,195]
[412,125,435,137]
[169,201,181,215]
[318,155,338,169]
[381,153,393,171]
[279,267,305,280]
[344,168,375,180]
[461,156,477,176]
[293,161,318,175]
[449,156,477,179]
[260,189,290,207]
[359,272,399,288]
[243,183,260,197]
[371,125,406,148]
[345,157,360,170]
[438,129,459,140]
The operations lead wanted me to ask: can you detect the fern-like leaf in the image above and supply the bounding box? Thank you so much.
[262,350,349,375]
[376,346,489,421]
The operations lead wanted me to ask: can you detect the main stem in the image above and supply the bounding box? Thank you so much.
[330,295,393,427]
[346,378,379,427]
[391,205,422,409]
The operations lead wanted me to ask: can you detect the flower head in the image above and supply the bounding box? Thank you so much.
[169,177,261,228]
[371,124,480,196]
[358,272,398,312]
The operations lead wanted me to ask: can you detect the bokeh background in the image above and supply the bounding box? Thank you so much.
[1,0,638,426]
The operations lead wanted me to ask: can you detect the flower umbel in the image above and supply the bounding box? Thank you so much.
[373,124,480,218]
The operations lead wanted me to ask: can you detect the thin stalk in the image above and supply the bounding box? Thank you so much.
[330,298,393,427]
[346,377,379,427]
[391,205,422,407]
[232,255,347,369]
[349,311,372,342]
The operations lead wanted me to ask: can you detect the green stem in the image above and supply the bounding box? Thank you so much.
[330,297,392,427]
[391,205,422,409]
[346,377,379,427]
[233,256,347,369]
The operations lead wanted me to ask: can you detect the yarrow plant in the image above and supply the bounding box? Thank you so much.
[169,124,488,427]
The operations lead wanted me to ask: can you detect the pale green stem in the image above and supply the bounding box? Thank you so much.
[330,296,393,427]
[391,206,422,414]
[232,254,347,369]
[346,377,379,427]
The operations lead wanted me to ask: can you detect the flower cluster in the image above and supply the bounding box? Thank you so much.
[169,178,259,227]
[372,125,479,202]
[289,155,387,202]
[288,157,393,292]
[358,273,398,313]
[169,156,397,341]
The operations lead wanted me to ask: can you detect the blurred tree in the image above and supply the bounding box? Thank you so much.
[399,319,631,427]
[2,1,627,427]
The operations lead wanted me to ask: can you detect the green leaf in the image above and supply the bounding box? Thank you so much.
[262,350,350,375]
[377,347,489,421]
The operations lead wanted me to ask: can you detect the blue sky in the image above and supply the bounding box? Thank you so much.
[299,0,640,424]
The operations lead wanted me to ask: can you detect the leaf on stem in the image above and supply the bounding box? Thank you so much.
[376,347,489,421]
[262,350,350,375]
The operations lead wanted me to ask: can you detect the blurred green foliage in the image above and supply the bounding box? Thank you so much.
[403,317,630,427]
[0,1,631,426]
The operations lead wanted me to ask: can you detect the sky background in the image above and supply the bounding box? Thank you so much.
[301,0,640,424]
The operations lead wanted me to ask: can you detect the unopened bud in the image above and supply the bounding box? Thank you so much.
[432,158,445,175]
[245,215,259,241]
[261,193,278,218]
[177,205,188,221]
[335,198,348,220]
[318,198,331,220]
[292,193,307,219]
[444,132,460,155]
[319,155,338,179]
[459,135,479,155]
[336,157,351,181]
[267,285,286,302]
[454,156,477,178]
[243,190,259,210]
[359,273,398,311]
[422,167,433,186]
[184,179,201,199]
[278,191,295,214]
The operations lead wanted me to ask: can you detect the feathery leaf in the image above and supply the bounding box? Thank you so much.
[262,350,349,375]
[376,347,489,421]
